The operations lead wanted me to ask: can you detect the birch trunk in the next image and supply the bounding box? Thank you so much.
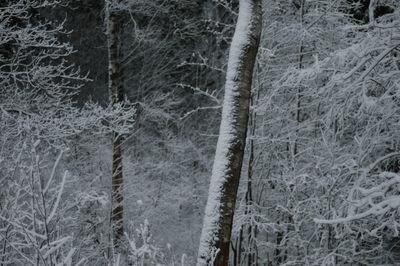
[106,0,124,252]
[197,0,262,265]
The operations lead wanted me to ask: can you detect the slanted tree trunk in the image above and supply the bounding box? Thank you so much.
[197,0,262,265]
[106,0,125,252]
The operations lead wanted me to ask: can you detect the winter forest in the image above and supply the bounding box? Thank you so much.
[2,0,400,265]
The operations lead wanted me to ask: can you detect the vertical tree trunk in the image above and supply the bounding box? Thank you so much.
[197,0,262,265]
[294,0,305,156]
[106,0,124,252]
[245,82,259,266]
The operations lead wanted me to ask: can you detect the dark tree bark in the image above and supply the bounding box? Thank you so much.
[197,0,262,265]
[106,0,124,252]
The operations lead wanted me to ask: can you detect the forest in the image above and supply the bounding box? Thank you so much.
[1,0,400,265]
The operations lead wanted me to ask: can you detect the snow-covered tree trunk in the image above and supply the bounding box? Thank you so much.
[197,0,262,265]
[106,0,125,252]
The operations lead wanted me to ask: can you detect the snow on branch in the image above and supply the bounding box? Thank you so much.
[314,171,400,224]
[177,83,221,104]
[180,106,222,120]
[46,170,68,224]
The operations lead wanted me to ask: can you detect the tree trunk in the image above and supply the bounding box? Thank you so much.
[197,0,262,265]
[106,0,124,252]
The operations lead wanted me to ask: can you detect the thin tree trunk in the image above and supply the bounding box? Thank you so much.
[245,78,259,266]
[232,234,240,265]
[294,0,305,156]
[236,227,243,266]
[197,0,262,265]
[106,0,125,252]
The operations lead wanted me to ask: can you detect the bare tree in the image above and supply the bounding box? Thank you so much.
[106,0,125,254]
[197,0,262,265]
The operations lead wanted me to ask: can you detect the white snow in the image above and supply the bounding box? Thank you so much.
[197,0,258,264]
[46,170,68,224]
[314,172,400,224]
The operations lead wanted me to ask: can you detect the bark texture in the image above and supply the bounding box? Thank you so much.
[197,0,262,265]
[107,0,124,251]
